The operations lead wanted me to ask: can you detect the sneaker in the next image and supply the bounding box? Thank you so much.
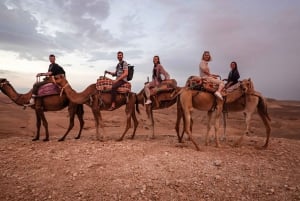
[145,99,152,105]
[214,91,223,100]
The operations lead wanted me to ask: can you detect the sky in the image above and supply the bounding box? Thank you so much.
[0,0,300,100]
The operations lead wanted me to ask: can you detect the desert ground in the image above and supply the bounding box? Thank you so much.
[0,93,299,201]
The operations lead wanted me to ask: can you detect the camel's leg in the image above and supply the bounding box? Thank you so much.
[213,110,222,148]
[32,110,41,141]
[75,104,85,139]
[257,110,271,148]
[130,107,139,140]
[92,108,102,141]
[150,108,155,139]
[58,104,84,141]
[117,103,132,141]
[221,112,227,141]
[205,111,212,146]
[58,105,76,141]
[235,111,253,147]
[39,111,49,141]
[183,109,200,151]
[175,100,183,143]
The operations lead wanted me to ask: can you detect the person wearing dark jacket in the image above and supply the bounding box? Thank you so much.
[225,61,240,88]
[25,54,65,106]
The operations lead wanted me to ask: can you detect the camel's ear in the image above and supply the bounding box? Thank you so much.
[248,78,251,81]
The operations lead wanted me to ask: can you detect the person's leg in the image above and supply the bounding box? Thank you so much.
[109,80,126,110]
[25,80,48,106]
[144,83,152,104]
[208,77,224,100]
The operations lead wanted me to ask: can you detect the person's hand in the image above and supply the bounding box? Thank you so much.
[36,73,41,77]
[104,70,108,74]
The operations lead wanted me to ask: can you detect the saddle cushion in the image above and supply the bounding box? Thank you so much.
[37,83,60,97]
[96,76,131,93]
[150,79,177,95]
[185,76,219,93]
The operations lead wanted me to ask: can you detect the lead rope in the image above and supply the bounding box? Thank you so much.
[60,83,69,96]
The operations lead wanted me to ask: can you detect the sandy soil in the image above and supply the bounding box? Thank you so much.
[0,93,299,201]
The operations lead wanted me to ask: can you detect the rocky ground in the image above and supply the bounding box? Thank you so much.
[0,94,299,201]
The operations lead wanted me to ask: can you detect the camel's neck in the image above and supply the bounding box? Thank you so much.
[0,83,32,105]
[62,83,97,104]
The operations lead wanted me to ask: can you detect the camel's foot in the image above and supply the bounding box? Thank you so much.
[129,135,135,140]
[150,135,155,139]
[220,136,227,142]
[32,137,39,141]
[96,136,104,142]
[215,143,221,148]
[58,138,65,142]
[116,137,123,142]
[195,146,201,151]
[75,135,81,140]
[43,138,49,142]
[233,142,241,147]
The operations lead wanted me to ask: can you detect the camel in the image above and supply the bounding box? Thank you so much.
[176,87,224,151]
[175,78,271,150]
[0,78,84,141]
[135,85,182,139]
[55,76,139,141]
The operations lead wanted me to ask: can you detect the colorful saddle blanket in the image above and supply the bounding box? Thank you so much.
[37,83,60,97]
[96,76,131,93]
[186,76,219,93]
[150,79,177,95]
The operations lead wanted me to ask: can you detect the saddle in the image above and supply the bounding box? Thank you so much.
[186,76,220,93]
[150,79,177,96]
[96,76,131,93]
[37,83,60,97]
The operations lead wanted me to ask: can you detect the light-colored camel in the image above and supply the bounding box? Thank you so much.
[136,87,181,139]
[0,78,84,141]
[175,78,271,150]
[176,87,224,151]
[222,79,271,147]
[55,76,139,141]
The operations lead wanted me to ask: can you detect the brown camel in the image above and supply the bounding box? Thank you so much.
[136,86,182,139]
[175,78,271,150]
[55,76,139,141]
[0,78,84,141]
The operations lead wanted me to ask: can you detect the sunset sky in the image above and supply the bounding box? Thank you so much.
[1,0,299,100]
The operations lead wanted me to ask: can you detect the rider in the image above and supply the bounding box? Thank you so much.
[105,51,128,111]
[144,55,170,105]
[225,61,240,88]
[25,54,65,106]
[199,51,224,100]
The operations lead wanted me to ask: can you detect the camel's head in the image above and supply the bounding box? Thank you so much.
[54,75,68,88]
[240,78,254,93]
[0,78,8,89]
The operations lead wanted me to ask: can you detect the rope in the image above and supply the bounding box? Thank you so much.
[60,83,69,97]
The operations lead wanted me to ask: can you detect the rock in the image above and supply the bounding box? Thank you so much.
[213,160,222,167]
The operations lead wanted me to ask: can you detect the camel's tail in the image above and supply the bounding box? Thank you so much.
[257,95,271,121]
